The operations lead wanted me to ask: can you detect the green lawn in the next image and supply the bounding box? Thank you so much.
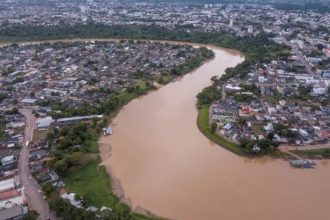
[64,151,159,220]
[64,160,119,208]
[197,105,245,155]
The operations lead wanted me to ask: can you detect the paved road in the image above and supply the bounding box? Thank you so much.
[279,143,330,151]
[18,109,54,220]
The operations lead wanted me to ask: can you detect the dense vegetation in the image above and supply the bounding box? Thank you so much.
[22,210,39,220]
[0,116,7,141]
[47,122,102,175]
[0,24,288,60]
[239,138,280,154]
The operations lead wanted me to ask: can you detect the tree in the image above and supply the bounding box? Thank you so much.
[126,87,135,93]
[53,159,68,175]
[211,122,217,133]
[69,152,85,165]
[42,183,55,197]
[196,85,221,105]
[0,93,7,103]
[47,131,55,143]
[211,75,219,82]
[267,132,274,140]
[157,77,165,84]
[23,210,39,220]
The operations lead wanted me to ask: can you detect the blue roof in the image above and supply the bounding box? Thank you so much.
[322,71,330,78]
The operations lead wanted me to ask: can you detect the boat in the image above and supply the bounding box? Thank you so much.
[102,127,113,136]
[289,159,316,168]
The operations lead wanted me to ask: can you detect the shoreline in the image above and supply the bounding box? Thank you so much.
[93,40,220,215]
[98,141,165,218]
[98,142,131,206]
[6,37,330,220]
[0,37,218,219]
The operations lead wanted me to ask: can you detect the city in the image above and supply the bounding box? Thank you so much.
[0,0,329,220]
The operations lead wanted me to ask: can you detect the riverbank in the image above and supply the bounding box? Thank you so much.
[290,148,330,159]
[196,105,244,155]
[1,38,214,219]
[10,36,330,220]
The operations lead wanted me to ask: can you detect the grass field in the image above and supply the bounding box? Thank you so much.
[64,160,119,208]
[197,105,245,155]
[33,129,48,142]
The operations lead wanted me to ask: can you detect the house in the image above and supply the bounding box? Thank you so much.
[29,150,48,161]
[0,189,25,209]
[299,129,309,137]
[0,205,28,220]
[264,123,274,133]
[1,155,16,166]
[239,106,255,117]
[311,87,327,96]
[6,122,25,129]
[20,98,37,106]
[36,116,53,128]
[61,193,82,208]
[0,178,16,193]
[223,123,233,130]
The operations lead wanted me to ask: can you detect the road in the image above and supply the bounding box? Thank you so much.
[279,143,330,151]
[281,39,313,75]
[291,43,313,75]
[18,109,54,220]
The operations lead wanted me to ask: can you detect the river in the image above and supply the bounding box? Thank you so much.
[2,38,327,220]
[99,43,330,220]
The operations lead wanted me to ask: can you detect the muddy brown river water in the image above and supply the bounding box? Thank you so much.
[3,38,329,220]
[99,43,328,220]
[100,44,330,220]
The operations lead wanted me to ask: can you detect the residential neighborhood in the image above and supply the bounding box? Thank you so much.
[0,0,329,219]
[0,39,208,219]
[209,29,330,151]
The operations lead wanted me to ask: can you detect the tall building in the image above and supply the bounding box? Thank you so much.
[229,19,234,27]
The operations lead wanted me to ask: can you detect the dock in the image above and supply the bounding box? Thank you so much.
[280,147,316,169]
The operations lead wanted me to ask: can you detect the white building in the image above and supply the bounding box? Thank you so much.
[36,116,54,128]
[0,178,16,193]
[1,155,16,166]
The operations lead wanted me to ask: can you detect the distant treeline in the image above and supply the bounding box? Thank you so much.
[274,3,330,13]
[0,23,288,62]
